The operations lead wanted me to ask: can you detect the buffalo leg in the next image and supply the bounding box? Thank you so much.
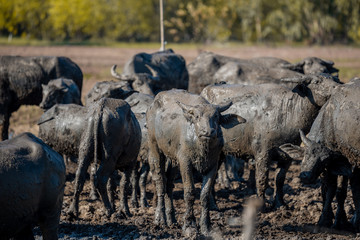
[130,161,140,208]
[255,152,270,208]
[333,175,350,229]
[149,150,167,226]
[318,171,336,227]
[273,149,292,208]
[247,158,257,195]
[200,166,218,236]
[118,167,133,217]
[180,160,196,232]
[39,194,63,240]
[95,160,117,218]
[164,163,177,225]
[350,168,360,232]
[89,163,99,200]
[139,162,150,208]
[67,146,93,219]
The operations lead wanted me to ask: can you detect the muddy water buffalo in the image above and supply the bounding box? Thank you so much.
[86,83,154,208]
[299,80,360,230]
[200,74,342,208]
[0,56,83,140]
[67,98,141,218]
[147,89,245,235]
[121,49,189,94]
[40,78,82,110]
[0,132,65,239]
[188,52,338,94]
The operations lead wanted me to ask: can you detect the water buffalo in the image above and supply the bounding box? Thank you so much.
[67,98,141,218]
[121,49,189,94]
[299,80,360,230]
[40,78,82,110]
[0,56,83,140]
[86,82,154,209]
[146,89,245,235]
[188,51,338,94]
[200,74,342,208]
[0,132,65,239]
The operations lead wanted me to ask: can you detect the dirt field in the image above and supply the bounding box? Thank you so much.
[1,45,360,239]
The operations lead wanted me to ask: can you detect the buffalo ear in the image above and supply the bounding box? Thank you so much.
[177,101,194,122]
[220,114,246,129]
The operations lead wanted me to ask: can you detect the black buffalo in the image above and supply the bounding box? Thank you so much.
[0,132,65,239]
[0,56,83,140]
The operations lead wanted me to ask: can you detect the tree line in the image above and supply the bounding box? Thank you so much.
[1,0,359,44]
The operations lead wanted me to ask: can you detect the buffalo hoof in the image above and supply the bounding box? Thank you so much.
[272,196,286,209]
[154,208,167,226]
[140,199,149,209]
[130,199,139,209]
[183,226,198,238]
[351,213,360,232]
[318,212,334,228]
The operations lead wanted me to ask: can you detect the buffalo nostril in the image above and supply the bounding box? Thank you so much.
[299,172,308,180]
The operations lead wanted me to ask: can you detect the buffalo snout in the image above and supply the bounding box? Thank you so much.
[299,171,315,184]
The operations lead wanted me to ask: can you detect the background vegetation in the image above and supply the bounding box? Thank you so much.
[1,0,360,44]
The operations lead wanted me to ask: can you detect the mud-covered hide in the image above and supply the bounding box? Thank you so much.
[38,104,87,158]
[67,98,141,218]
[299,81,360,230]
[200,74,341,208]
[0,132,65,239]
[188,51,338,94]
[123,49,189,94]
[146,89,245,235]
[40,78,82,110]
[0,55,83,140]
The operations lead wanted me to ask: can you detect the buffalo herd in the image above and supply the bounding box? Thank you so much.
[0,48,359,239]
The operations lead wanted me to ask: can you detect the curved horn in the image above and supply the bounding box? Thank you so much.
[145,64,160,81]
[217,101,232,113]
[299,129,312,147]
[111,65,131,81]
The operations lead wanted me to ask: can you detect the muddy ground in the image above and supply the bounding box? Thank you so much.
[1,45,360,239]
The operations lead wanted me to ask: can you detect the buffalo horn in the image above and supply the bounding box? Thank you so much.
[111,65,132,81]
[299,129,312,147]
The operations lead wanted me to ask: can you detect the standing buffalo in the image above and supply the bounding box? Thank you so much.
[0,132,65,239]
[119,49,189,94]
[200,74,342,208]
[299,80,360,230]
[146,89,245,235]
[0,56,83,140]
[86,81,154,209]
[188,51,338,94]
[67,98,141,218]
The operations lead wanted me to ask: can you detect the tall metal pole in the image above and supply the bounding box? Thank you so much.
[160,0,165,51]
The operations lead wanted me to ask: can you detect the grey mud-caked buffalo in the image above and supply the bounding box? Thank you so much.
[86,82,154,209]
[188,51,338,94]
[0,132,65,239]
[40,78,82,110]
[146,89,245,236]
[299,79,360,231]
[66,98,141,219]
[0,56,83,140]
[38,98,141,218]
[200,74,342,209]
[119,49,189,95]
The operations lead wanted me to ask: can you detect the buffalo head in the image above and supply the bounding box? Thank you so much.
[111,64,160,96]
[177,101,246,141]
[40,78,82,110]
[299,129,351,184]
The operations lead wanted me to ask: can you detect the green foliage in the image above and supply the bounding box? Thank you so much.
[0,0,360,44]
